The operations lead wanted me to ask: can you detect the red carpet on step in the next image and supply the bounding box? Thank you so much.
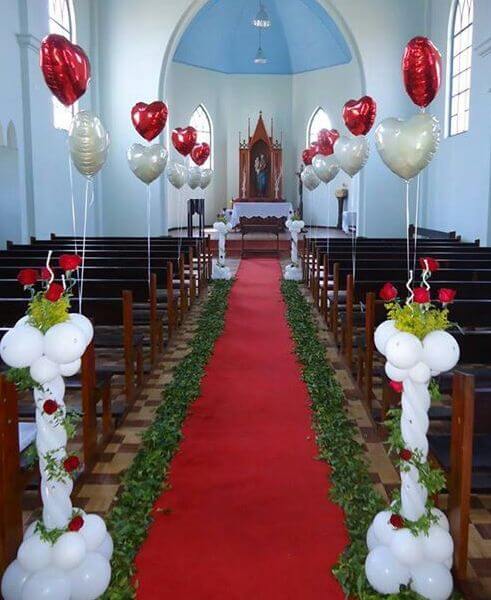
[135,258,347,599]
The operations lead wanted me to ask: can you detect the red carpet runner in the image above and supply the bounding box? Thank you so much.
[135,258,347,599]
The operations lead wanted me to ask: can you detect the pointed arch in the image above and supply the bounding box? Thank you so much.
[6,121,17,149]
[0,122,4,147]
[306,107,332,147]
[190,103,213,169]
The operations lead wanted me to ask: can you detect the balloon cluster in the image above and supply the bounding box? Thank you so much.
[169,126,213,191]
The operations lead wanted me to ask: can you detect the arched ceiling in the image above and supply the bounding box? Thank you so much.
[173,0,352,75]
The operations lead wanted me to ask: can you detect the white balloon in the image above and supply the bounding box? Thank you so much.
[422,331,460,373]
[385,332,423,369]
[372,510,397,546]
[374,320,398,355]
[431,508,450,532]
[95,534,114,561]
[44,323,86,364]
[127,143,168,185]
[80,514,107,551]
[187,166,202,190]
[29,356,60,385]
[59,358,81,377]
[390,528,424,566]
[69,553,111,600]
[40,376,65,404]
[68,314,94,346]
[52,532,87,570]
[23,522,38,541]
[410,562,453,600]
[69,111,109,178]
[366,524,381,551]
[0,326,44,368]
[409,361,431,384]
[365,546,410,595]
[334,135,369,177]
[167,161,188,189]
[1,560,29,600]
[422,526,454,563]
[301,165,321,191]
[21,568,71,600]
[375,113,440,181]
[17,534,52,572]
[200,168,213,189]
[385,361,409,382]
[312,154,339,184]
[14,316,30,328]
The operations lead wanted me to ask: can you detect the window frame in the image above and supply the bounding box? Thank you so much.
[306,107,332,148]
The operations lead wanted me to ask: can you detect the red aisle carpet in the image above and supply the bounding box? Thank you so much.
[135,258,347,599]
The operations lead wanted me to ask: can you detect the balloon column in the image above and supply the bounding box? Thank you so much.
[212,212,233,280]
[1,259,112,600]
[284,213,305,281]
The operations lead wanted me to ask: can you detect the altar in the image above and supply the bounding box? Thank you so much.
[230,202,293,228]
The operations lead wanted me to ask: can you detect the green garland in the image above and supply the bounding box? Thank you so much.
[282,280,436,600]
[102,280,233,599]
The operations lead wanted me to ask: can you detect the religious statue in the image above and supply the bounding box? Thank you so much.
[254,153,268,197]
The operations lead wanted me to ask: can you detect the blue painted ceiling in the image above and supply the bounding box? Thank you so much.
[173,0,352,75]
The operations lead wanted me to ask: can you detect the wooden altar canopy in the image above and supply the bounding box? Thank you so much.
[238,112,283,201]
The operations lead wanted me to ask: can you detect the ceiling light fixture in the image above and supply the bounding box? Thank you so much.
[253,2,271,29]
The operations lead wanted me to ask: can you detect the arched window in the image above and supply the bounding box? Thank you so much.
[190,105,213,169]
[49,0,77,130]
[448,0,473,136]
[307,107,332,147]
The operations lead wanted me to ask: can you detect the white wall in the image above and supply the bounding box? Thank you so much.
[423,0,491,244]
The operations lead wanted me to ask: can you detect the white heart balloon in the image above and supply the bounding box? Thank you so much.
[188,166,202,190]
[200,168,213,190]
[69,111,110,178]
[127,143,168,185]
[334,135,369,177]
[312,154,339,184]
[301,165,321,191]
[375,114,440,181]
[167,161,188,189]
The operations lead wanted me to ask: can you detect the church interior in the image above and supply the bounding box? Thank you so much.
[1,1,491,599]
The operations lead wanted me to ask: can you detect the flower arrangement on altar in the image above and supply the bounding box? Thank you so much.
[365,257,460,599]
[1,253,113,600]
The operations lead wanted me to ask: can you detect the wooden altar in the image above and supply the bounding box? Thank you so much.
[238,112,283,201]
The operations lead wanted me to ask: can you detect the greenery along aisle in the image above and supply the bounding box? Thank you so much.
[101,280,234,599]
[281,280,454,600]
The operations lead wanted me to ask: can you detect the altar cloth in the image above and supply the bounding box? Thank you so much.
[230,202,293,227]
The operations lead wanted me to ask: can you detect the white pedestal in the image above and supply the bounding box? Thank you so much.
[212,263,232,280]
[284,264,303,281]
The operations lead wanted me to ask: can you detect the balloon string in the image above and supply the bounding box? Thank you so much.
[147,185,151,293]
[405,180,410,282]
[78,178,92,313]
[413,174,421,276]
[46,250,54,286]
[405,269,414,306]
[422,258,431,291]
[68,153,78,255]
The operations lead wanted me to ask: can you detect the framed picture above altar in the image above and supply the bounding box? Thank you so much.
[238,112,283,202]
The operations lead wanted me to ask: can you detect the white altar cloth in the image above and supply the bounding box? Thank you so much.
[230,202,293,227]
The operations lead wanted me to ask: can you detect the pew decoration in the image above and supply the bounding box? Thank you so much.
[212,212,233,280]
[365,260,459,600]
[284,213,305,281]
[0,256,112,600]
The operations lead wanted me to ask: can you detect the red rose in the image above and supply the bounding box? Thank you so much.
[17,269,38,287]
[419,257,439,272]
[63,455,80,473]
[389,514,405,529]
[399,449,412,461]
[438,288,456,304]
[43,399,59,415]
[379,283,398,302]
[45,282,64,302]
[413,287,430,304]
[389,380,403,394]
[68,516,84,532]
[39,267,52,281]
[59,254,82,272]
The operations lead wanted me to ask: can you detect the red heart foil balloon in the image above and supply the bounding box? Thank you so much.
[172,127,197,156]
[131,101,168,141]
[402,37,442,108]
[343,96,377,136]
[317,129,339,156]
[40,34,91,107]
[191,143,210,166]
[302,144,318,166]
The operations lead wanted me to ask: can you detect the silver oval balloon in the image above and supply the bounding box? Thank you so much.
[188,166,202,190]
[166,161,188,190]
[375,114,440,181]
[127,143,168,185]
[301,165,321,191]
[312,154,340,184]
[334,135,369,177]
[69,111,109,177]
[200,168,213,190]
